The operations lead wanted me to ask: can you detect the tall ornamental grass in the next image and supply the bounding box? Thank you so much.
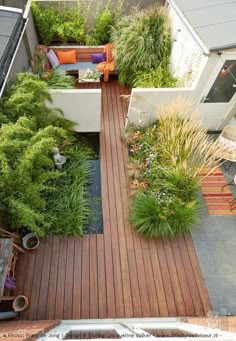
[111,6,171,87]
[126,99,224,239]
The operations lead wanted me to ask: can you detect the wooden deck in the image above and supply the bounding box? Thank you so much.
[16,78,212,320]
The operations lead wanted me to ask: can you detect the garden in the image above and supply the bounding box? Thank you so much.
[125,100,223,238]
[0,73,94,237]
[32,1,179,89]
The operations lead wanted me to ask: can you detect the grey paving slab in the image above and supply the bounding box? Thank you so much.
[192,163,236,315]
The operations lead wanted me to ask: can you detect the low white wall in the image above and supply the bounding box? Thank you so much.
[49,89,101,132]
[127,88,198,127]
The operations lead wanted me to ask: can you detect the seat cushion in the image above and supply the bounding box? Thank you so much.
[56,50,76,64]
[57,61,98,71]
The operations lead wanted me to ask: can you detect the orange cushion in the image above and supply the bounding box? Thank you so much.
[56,50,76,64]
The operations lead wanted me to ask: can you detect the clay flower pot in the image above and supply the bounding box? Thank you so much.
[13,295,29,312]
[22,232,39,250]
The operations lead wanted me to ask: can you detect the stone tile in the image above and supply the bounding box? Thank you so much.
[204,274,236,315]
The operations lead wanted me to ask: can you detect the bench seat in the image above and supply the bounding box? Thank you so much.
[57,61,98,72]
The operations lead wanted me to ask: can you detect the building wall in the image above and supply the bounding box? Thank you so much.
[127,3,236,130]
[168,4,208,87]
[0,0,26,9]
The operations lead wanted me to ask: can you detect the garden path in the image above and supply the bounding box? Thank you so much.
[16,78,212,320]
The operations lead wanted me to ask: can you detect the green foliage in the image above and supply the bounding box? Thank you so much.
[86,5,115,45]
[0,117,66,236]
[134,65,178,88]
[31,2,58,45]
[130,191,199,239]
[32,1,86,44]
[111,6,172,87]
[46,146,93,236]
[32,0,123,45]
[0,73,93,237]
[0,73,73,130]
[126,101,222,238]
[41,69,75,89]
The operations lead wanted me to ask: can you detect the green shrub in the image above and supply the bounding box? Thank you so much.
[0,117,68,236]
[32,1,86,44]
[45,146,93,236]
[41,69,75,89]
[129,191,199,238]
[86,6,115,45]
[134,65,178,88]
[1,73,73,130]
[31,2,59,45]
[111,6,171,87]
[0,73,93,237]
[126,100,223,239]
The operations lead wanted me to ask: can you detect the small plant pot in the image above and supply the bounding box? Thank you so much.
[13,295,29,312]
[22,232,39,250]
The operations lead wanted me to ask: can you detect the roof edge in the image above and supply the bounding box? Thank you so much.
[167,0,210,55]
[210,44,236,52]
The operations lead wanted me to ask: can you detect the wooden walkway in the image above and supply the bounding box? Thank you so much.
[16,78,212,320]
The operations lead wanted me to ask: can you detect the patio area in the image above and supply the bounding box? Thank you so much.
[16,78,212,320]
[193,163,236,315]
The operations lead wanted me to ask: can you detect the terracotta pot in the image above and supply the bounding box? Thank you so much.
[13,295,29,312]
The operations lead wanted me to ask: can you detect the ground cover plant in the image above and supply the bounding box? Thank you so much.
[111,6,172,87]
[134,64,178,88]
[125,100,223,238]
[0,73,92,236]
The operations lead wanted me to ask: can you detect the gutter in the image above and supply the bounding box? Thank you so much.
[167,0,210,56]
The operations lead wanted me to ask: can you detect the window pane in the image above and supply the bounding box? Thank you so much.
[204,60,236,103]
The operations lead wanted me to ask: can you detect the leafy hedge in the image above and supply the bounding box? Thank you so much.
[0,73,92,236]
[32,0,122,45]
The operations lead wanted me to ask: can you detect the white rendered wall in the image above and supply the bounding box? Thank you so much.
[169,5,208,87]
[127,88,197,126]
[48,89,101,132]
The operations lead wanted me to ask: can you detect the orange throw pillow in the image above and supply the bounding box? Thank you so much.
[56,50,76,64]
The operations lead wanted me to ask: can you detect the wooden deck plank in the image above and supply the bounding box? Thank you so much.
[108,81,133,317]
[37,236,53,320]
[100,82,118,318]
[156,239,177,316]
[97,235,107,318]
[184,234,212,315]
[163,239,186,316]
[72,238,82,319]
[142,248,160,316]
[54,239,67,320]
[148,240,169,316]
[16,79,212,320]
[20,248,37,320]
[80,236,90,319]
[27,238,46,320]
[102,82,125,317]
[177,235,204,316]
[170,238,196,316]
[89,235,99,318]
[46,237,60,320]
[63,238,75,319]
